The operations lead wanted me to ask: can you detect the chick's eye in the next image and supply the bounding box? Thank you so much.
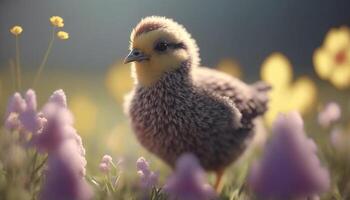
[154,42,168,52]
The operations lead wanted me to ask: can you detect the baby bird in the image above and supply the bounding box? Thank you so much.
[124,16,270,189]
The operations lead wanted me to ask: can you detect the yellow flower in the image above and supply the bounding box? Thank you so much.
[10,25,23,36]
[57,31,69,40]
[261,53,317,125]
[313,26,350,89]
[50,16,64,27]
[216,58,242,79]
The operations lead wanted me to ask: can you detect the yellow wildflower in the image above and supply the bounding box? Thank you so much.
[313,26,350,89]
[10,26,23,36]
[50,16,64,27]
[261,53,317,125]
[57,31,69,40]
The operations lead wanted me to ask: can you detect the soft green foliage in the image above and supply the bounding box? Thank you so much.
[0,129,47,200]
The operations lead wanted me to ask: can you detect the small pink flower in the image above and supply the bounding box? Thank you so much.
[248,112,330,199]
[99,154,113,173]
[136,157,159,190]
[318,102,341,128]
[330,127,350,153]
[163,154,215,200]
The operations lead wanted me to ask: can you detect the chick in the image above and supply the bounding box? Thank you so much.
[124,16,270,189]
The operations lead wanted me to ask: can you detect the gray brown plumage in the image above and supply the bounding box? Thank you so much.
[123,16,270,184]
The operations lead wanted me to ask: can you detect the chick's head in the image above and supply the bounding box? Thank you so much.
[125,16,200,87]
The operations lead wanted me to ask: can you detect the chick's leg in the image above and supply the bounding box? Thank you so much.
[214,169,224,192]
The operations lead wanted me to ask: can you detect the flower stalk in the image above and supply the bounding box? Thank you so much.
[32,27,56,88]
[15,36,22,91]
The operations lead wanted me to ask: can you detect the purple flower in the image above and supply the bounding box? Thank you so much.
[5,113,21,131]
[18,109,46,133]
[48,89,67,108]
[318,102,341,128]
[5,89,45,134]
[330,127,350,153]
[5,92,26,117]
[40,140,92,200]
[4,89,92,199]
[24,89,37,111]
[32,103,75,153]
[99,154,113,173]
[248,112,330,199]
[163,154,215,200]
[136,157,159,191]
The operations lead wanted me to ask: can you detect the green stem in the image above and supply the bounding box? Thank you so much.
[32,27,56,88]
[15,36,21,91]
[9,59,16,92]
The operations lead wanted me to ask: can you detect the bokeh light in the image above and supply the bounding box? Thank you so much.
[261,53,317,125]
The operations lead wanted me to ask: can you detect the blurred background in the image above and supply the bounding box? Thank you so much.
[1,0,350,174]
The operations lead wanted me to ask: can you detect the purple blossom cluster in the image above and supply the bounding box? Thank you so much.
[318,102,341,128]
[248,112,330,199]
[136,157,159,191]
[134,155,215,200]
[5,89,92,200]
[99,154,113,173]
[330,127,350,153]
[5,90,46,136]
[163,154,216,200]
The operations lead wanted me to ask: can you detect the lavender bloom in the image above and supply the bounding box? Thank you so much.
[18,109,46,133]
[248,112,330,199]
[48,89,67,107]
[33,103,86,170]
[318,102,341,128]
[5,113,21,131]
[4,93,26,131]
[330,127,350,153]
[5,92,26,117]
[19,90,47,133]
[24,89,37,111]
[4,89,92,199]
[136,157,158,190]
[32,104,75,153]
[99,154,113,173]
[40,140,92,200]
[5,90,45,134]
[38,90,92,199]
[163,154,215,200]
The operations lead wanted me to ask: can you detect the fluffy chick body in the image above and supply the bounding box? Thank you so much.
[124,16,270,172]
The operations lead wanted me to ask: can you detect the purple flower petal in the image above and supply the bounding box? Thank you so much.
[163,154,215,200]
[318,102,341,128]
[5,113,21,131]
[6,93,26,116]
[136,157,158,190]
[49,89,67,108]
[101,155,113,164]
[40,140,92,200]
[248,112,330,199]
[99,154,113,173]
[25,89,37,111]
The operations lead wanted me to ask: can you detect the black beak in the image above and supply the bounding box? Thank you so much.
[124,49,150,64]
